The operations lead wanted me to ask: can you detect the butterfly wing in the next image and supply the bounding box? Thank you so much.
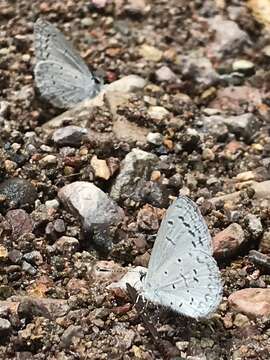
[34,18,91,75]
[34,18,102,108]
[143,196,222,318]
[34,60,99,108]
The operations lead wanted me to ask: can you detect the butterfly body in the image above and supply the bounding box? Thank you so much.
[34,18,102,108]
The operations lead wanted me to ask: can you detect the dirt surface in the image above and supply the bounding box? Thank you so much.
[0,1,270,359]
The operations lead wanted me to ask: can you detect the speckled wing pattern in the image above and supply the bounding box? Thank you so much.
[34,18,101,108]
[142,196,222,318]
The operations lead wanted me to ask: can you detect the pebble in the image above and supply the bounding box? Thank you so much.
[61,325,83,348]
[228,288,270,318]
[181,52,218,86]
[6,209,33,239]
[90,155,111,180]
[259,231,270,252]
[8,249,23,264]
[212,223,245,259]
[232,60,255,74]
[23,251,43,266]
[53,219,66,233]
[203,113,260,142]
[233,313,250,327]
[21,261,37,275]
[54,236,79,255]
[0,318,11,333]
[58,182,124,251]
[52,126,88,147]
[155,66,177,82]
[246,214,263,237]
[39,154,58,167]
[0,245,8,259]
[110,148,159,202]
[0,178,37,208]
[147,105,170,122]
[45,199,60,209]
[139,44,162,62]
[208,16,249,58]
[16,297,69,320]
[146,132,163,145]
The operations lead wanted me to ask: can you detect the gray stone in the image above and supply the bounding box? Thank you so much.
[181,52,219,86]
[23,251,43,266]
[246,214,263,238]
[45,199,60,209]
[232,60,255,74]
[21,261,37,275]
[6,209,33,239]
[52,126,88,147]
[58,182,124,251]
[146,132,163,145]
[54,236,79,255]
[203,113,260,141]
[0,318,11,332]
[155,66,177,82]
[208,16,249,58]
[110,148,159,202]
[61,325,83,348]
[0,178,37,208]
[223,113,260,141]
[16,297,69,320]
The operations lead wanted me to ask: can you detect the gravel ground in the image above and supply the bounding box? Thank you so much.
[0,1,270,359]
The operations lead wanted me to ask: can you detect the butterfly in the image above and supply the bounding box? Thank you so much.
[34,18,102,108]
[140,196,222,318]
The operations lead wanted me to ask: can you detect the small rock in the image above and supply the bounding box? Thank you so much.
[139,44,162,62]
[137,204,162,231]
[6,209,33,239]
[213,223,245,259]
[58,182,124,251]
[45,199,60,209]
[208,16,249,58]
[0,318,11,333]
[228,288,270,318]
[108,266,146,292]
[39,154,58,167]
[148,106,170,122]
[21,261,37,275]
[203,113,260,142]
[181,52,218,86]
[260,231,270,252]
[8,249,23,264]
[223,113,260,141]
[233,313,250,327]
[23,251,43,266]
[246,214,263,237]
[53,219,66,233]
[155,66,177,82]
[54,236,79,255]
[16,297,69,320]
[61,325,83,348]
[0,245,8,260]
[110,148,159,203]
[146,132,163,145]
[52,126,88,147]
[0,178,37,208]
[232,59,255,75]
[90,155,111,180]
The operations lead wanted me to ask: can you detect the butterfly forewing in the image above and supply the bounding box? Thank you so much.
[34,18,91,75]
